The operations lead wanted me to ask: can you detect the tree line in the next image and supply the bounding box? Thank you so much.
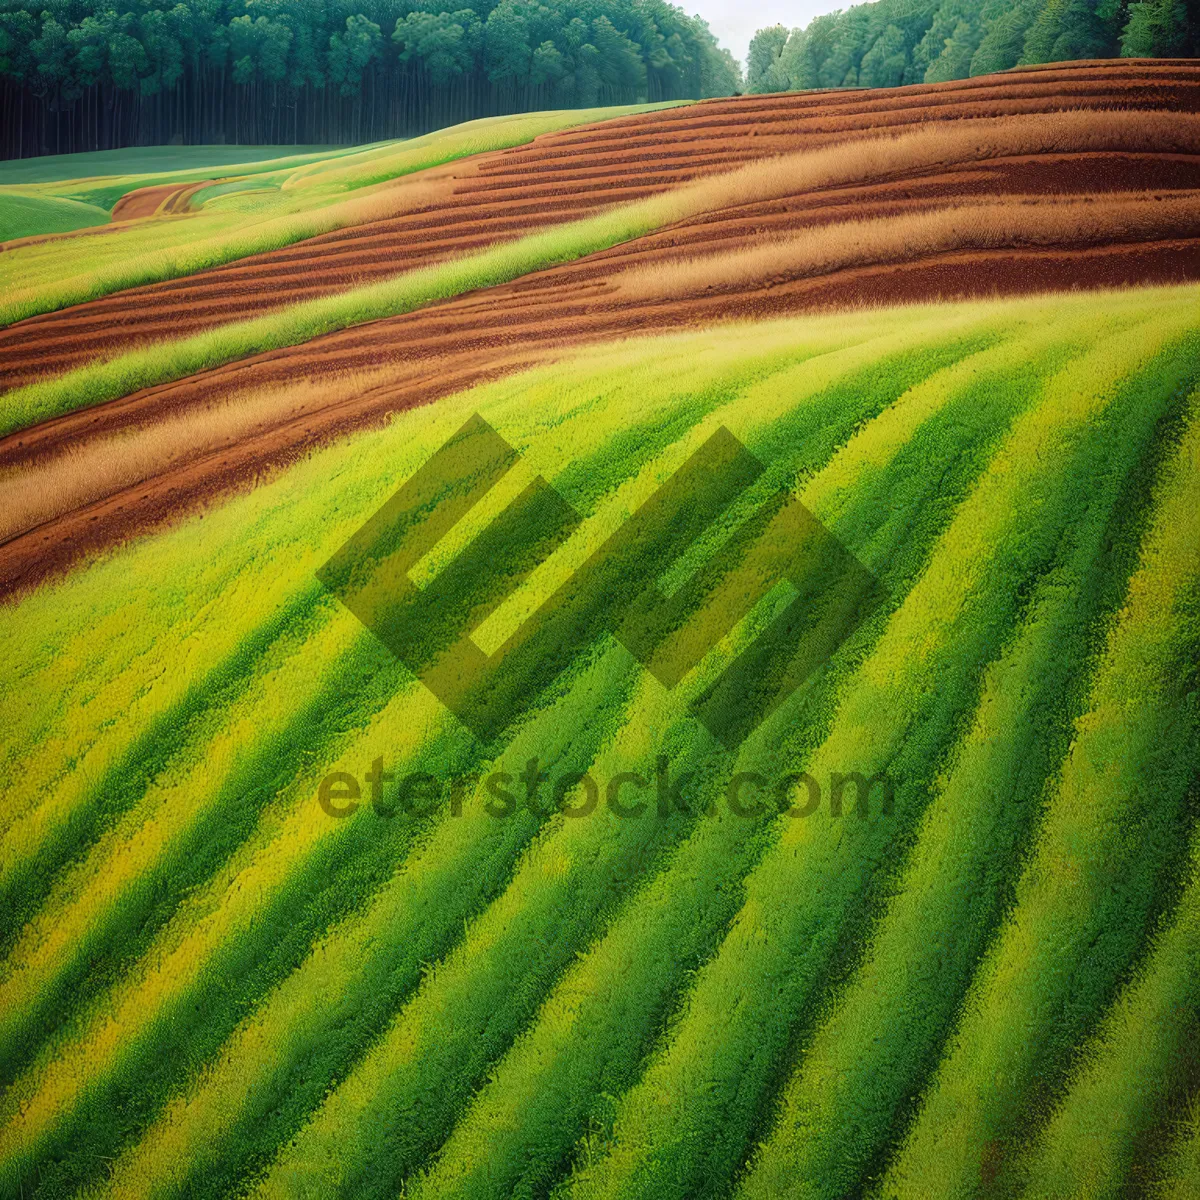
[746,0,1195,95]
[0,0,741,159]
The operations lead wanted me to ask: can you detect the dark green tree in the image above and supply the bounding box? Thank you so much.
[747,0,1191,104]
[858,21,911,87]
[0,0,742,158]
[969,0,1043,74]
[1121,0,1193,55]
[746,24,789,92]
[1020,0,1126,63]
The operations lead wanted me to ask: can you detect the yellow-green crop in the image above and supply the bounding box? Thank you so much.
[1,286,1198,1200]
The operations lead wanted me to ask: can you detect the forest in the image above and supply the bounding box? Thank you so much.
[1,0,1195,171]
[747,0,1196,95]
[0,0,740,158]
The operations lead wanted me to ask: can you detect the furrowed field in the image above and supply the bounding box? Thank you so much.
[2,56,1200,1200]
[1,284,1199,1198]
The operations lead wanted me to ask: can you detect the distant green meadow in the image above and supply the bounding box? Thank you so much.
[0,189,111,242]
[2,286,1198,1199]
[0,143,361,241]
[0,144,349,187]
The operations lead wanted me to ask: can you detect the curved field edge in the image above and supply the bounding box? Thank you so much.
[0,143,359,191]
[5,64,1199,397]
[0,190,682,436]
[4,107,1199,440]
[0,104,681,327]
[0,287,1199,1199]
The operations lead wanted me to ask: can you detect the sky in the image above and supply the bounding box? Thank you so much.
[689,0,849,68]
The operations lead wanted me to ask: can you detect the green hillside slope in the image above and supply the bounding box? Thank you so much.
[0,286,1198,1200]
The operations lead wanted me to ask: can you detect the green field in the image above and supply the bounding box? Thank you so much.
[0,190,111,242]
[1,285,1198,1199]
[0,145,348,187]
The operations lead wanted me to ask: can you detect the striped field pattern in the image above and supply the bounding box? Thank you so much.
[4,61,1200,601]
[1,284,1199,1200]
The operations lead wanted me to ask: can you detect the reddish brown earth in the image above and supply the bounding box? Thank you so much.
[0,179,218,253]
[2,59,1199,598]
[108,179,219,221]
[2,59,1198,390]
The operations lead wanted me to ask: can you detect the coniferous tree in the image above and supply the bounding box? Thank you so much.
[970,0,1044,73]
[0,0,742,158]
[1019,0,1124,64]
[1121,0,1193,56]
[750,0,1191,100]
[746,24,789,92]
[857,23,910,87]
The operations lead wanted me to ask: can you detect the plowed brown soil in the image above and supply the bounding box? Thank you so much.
[2,59,1198,390]
[2,59,1199,598]
[108,179,218,221]
[0,178,220,254]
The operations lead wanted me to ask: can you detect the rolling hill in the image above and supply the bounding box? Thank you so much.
[1,57,1199,1200]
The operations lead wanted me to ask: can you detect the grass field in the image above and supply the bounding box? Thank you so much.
[0,144,348,186]
[2,59,1200,1200]
[1,283,1199,1198]
[0,190,111,242]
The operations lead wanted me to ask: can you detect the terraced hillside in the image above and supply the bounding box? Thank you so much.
[3,59,1199,383]
[1,60,1199,598]
[2,58,1200,1200]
